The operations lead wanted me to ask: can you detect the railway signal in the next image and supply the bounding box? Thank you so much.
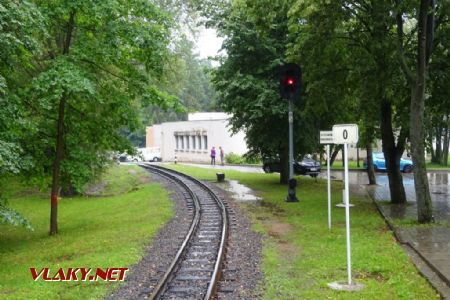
[279,63,301,202]
[279,63,301,101]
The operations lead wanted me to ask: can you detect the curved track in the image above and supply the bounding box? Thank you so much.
[140,164,229,300]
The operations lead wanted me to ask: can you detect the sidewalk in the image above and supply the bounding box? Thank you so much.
[366,182,450,299]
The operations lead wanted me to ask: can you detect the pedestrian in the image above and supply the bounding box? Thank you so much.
[219,146,224,165]
[210,147,216,165]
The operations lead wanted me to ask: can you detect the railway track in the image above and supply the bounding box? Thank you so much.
[140,164,229,300]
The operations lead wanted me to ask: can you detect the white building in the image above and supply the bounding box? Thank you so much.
[146,112,248,163]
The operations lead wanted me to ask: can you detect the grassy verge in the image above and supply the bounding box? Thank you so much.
[426,162,450,170]
[0,165,173,299]
[330,160,364,170]
[166,164,439,299]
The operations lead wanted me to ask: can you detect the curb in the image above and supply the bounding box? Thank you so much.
[365,187,450,297]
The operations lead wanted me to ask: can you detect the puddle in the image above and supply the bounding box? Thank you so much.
[223,180,261,201]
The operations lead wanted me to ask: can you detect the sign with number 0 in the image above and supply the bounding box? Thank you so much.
[332,124,359,144]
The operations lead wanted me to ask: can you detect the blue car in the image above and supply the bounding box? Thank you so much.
[364,152,413,173]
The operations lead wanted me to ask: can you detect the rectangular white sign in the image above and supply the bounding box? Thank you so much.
[332,124,359,144]
[320,131,333,144]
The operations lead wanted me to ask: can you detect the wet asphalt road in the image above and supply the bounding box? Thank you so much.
[327,170,450,221]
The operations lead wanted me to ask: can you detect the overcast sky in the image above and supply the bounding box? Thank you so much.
[195,27,224,64]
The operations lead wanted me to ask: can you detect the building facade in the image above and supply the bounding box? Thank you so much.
[146,113,248,163]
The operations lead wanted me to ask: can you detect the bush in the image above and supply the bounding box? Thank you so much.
[225,152,261,165]
[225,152,245,164]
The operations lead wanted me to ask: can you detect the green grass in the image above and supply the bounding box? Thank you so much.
[83,164,152,196]
[0,165,173,300]
[330,160,364,170]
[166,164,439,299]
[426,162,450,170]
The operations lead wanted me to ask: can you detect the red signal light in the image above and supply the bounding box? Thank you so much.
[279,63,301,100]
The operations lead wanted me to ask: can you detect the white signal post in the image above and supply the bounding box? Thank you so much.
[328,124,364,291]
[320,131,333,229]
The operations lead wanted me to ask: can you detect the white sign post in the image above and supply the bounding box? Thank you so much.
[328,124,364,291]
[320,131,333,230]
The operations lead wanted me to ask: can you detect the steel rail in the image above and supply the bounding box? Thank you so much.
[141,164,201,300]
[142,164,229,300]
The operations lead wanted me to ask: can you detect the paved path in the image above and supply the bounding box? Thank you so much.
[177,162,264,173]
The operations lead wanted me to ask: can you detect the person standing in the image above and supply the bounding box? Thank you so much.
[210,147,216,165]
[219,146,224,165]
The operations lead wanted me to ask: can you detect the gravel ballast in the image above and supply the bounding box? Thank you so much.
[108,170,263,300]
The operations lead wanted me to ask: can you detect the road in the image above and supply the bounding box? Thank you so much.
[325,170,450,221]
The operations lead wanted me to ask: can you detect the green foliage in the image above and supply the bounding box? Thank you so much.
[138,35,219,138]
[225,152,245,164]
[5,0,182,193]
[0,0,42,94]
[0,197,33,230]
[225,152,261,165]
[213,0,317,163]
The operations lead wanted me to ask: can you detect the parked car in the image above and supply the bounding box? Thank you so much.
[363,152,413,173]
[118,147,162,163]
[118,152,144,162]
[138,147,162,162]
[263,156,321,177]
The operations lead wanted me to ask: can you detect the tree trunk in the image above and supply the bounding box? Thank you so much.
[279,147,289,184]
[50,94,67,235]
[397,0,434,223]
[434,125,442,163]
[356,147,360,167]
[49,10,75,235]
[330,144,342,166]
[442,123,449,166]
[380,99,407,204]
[429,127,436,163]
[410,0,434,223]
[366,127,377,185]
[411,86,433,222]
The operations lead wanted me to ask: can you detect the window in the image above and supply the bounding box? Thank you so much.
[192,136,196,149]
[203,135,208,150]
[185,135,190,150]
[198,135,202,150]
[180,136,184,149]
[175,135,179,149]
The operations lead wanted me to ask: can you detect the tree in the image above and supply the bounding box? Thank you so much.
[0,0,42,229]
[213,0,319,184]
[288,0,411,201]
[127,51,218,147]
[425,7,450,166]
[10,0,180,235]
[395,0,448,223]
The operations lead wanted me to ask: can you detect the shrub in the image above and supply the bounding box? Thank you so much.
[225,152,261,165]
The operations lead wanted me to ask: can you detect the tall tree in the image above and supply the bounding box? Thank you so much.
[426,5,450,166]
[0,0,41,229]
[15,0,179,234]
[395,0,446,222]
[213,0,318,184]
[289,0,410,201]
